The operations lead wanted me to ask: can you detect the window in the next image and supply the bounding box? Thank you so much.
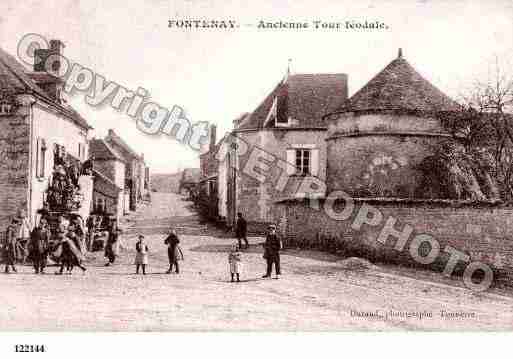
[78,143,85,160]
[295,149,311,175]
[264,96,289,127]
[96,197,106,212]
[53,144,66,167]
[286,146,319,177]
[36,138,47,178]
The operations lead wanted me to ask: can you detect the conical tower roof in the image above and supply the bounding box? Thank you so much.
[340,49,461,114]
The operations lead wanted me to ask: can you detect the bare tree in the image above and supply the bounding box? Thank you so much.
[440,57,513,201]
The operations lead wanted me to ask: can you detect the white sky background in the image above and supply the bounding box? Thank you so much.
[0,0,512,173]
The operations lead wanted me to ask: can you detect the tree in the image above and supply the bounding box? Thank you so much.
[439,58,513,201]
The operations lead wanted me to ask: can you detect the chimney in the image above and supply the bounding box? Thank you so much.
[31,39,65,102]
[398,48,403,59]
[50,39,65,53]
[34,39,65,73]
[209,124,217,152]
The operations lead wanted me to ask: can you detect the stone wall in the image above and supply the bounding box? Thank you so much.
[0,115,29,229]
[326,111,449,197]
[327,134,446,197]
[274,198,513,287]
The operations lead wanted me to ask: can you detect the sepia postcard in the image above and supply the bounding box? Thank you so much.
[0,0,513,357]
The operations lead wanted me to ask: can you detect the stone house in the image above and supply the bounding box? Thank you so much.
[324,49,494,200]
[0,42,93,230]
[272,50,512,281]
[219,73,348,230]
[198,125,223,220]
[178,168,201,197]
[105,129,146,211]
[89,138,126,220]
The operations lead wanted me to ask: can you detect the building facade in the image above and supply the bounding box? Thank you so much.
[89,139,126,220]
[0,42,93,230]
[218,73,348,230]
[105,129,147,211]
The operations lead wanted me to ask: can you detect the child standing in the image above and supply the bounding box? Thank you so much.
[135,235,149,275]
[3,219,19,273]
[228,244,242,282]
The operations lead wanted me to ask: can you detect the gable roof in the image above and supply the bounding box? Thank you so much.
[105,129,142,161]
[0,47,50,98]
[0,47,92,130]
[237,73,348,130]
[89,139,126,163]
[338,50,461,114]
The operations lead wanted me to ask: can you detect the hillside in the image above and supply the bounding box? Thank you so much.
[151,172,182,193]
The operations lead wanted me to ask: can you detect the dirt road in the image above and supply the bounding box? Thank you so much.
[1,192,513,331]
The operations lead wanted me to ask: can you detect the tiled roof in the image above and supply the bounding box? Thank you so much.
[106,129,142,160]
[0,47,49,98]
[237,73,348,130]
[89,139,126,163]
[0,46,92,129]
[92,169,122,199]
[338,51,461,114]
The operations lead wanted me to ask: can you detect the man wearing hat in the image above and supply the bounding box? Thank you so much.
[262,224,282,279]
[28,218,51,274]
[235,212,249,250]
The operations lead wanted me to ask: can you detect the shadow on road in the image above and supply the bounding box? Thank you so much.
[190,243,264,254]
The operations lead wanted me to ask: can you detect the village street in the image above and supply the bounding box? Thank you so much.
[1,192,513,331]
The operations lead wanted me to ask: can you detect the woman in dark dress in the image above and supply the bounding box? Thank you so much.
[164,229,182,274]
[104,220,120,266]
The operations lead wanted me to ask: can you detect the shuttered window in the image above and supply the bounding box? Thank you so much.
[36,138,47,178]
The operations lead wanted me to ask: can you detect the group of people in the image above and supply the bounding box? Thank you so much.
[228,213,282,282]
[1,213,90,275]
[2,210,283,282]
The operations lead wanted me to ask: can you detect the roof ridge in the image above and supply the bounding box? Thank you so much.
[339,55,460,114]
[106,129,141,159]
[0,46,92,129]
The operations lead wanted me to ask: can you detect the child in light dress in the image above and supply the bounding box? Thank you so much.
[135,235,149,275]
[228,244,242,282]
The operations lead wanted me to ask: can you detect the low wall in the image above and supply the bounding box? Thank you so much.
[274,198,513,288]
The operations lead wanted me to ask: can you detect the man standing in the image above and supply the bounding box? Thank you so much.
[29,218,50,274]
[17,210,31,263]
[3,218,19,273]
[262,224,282,279]
[235,212,249,250]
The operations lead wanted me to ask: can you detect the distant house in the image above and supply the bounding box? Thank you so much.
[105,129,149,211]
[218,73,348,230]
[91,169,122,219]
[150,172,183,193]
[89,139,126,220]
[178,168,201,197]
[198,125,224,220]
[0,40,93,229]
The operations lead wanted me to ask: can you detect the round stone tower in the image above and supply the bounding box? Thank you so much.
[325,49,462,199]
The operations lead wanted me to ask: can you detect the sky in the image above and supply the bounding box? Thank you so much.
[0,0,512,173]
